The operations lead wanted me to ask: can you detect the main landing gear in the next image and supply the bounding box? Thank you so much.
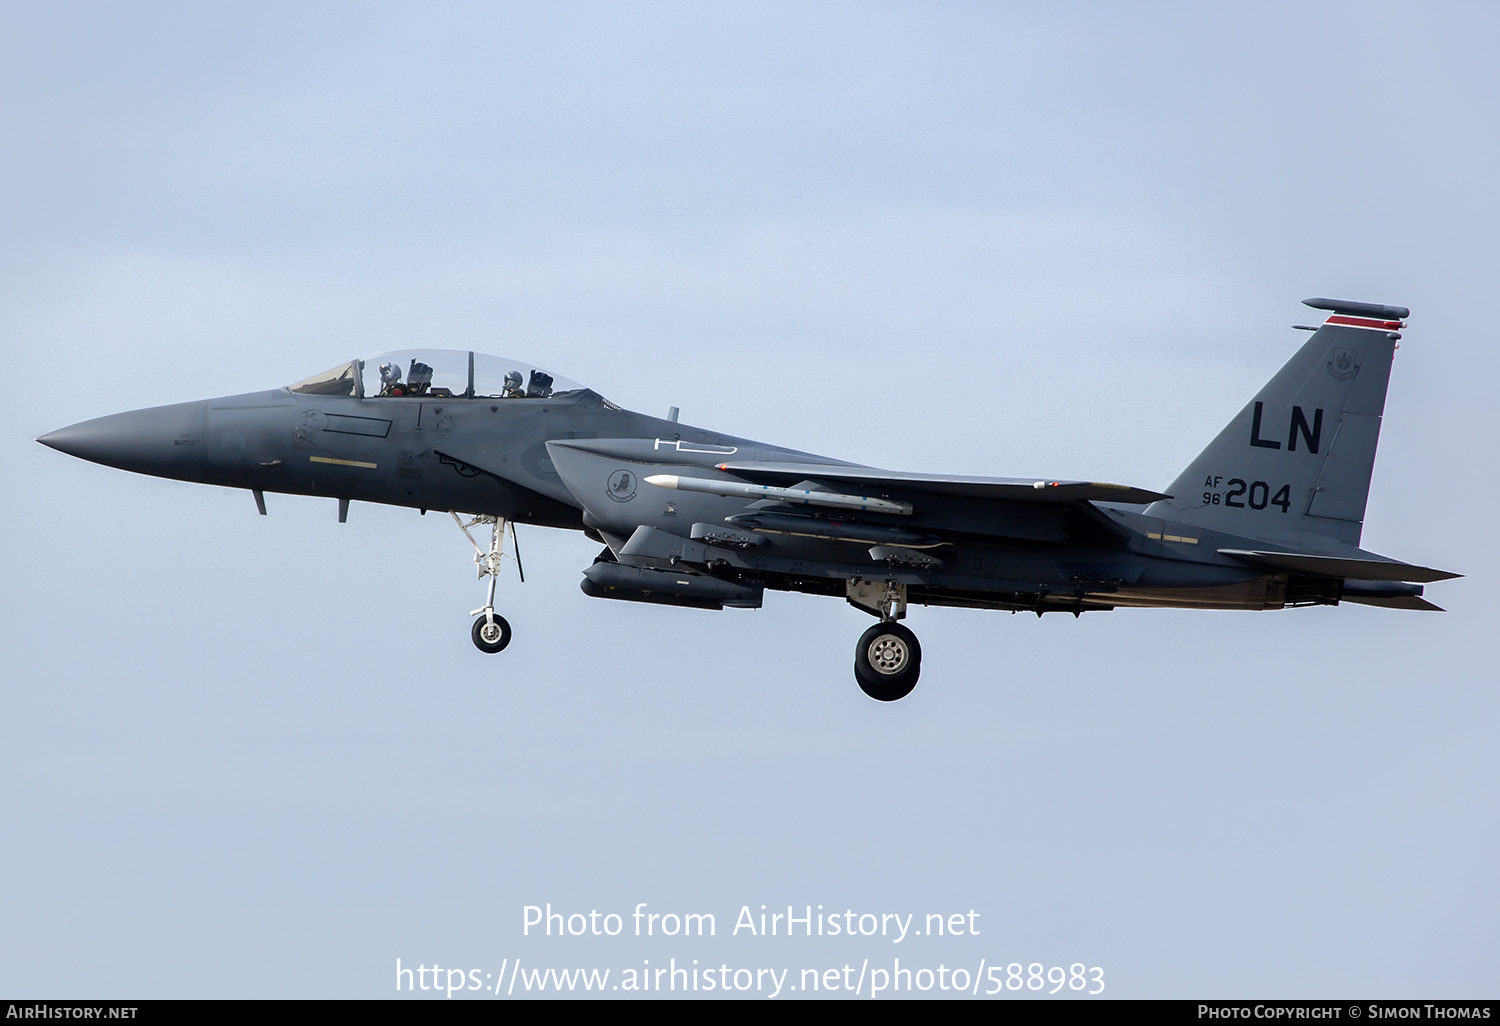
[451,512,523,654]
[847,580,921,702]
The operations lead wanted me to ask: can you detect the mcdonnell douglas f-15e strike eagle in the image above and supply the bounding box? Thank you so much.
[39,297,1458,701]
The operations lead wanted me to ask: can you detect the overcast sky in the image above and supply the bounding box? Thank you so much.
[2,0,1496,998]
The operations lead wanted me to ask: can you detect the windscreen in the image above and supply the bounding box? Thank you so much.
[289,361,357,396]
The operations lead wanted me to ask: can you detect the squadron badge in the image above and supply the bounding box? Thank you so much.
[1326,347,1360,381]
[607,469,638,502]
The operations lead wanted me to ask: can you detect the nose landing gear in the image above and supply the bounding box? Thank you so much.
[451,512,523,654]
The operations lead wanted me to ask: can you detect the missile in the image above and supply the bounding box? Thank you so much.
[644,474,912,515]
[725,511,941,548]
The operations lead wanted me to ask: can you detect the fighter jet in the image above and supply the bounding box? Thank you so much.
[37,297,1458,701]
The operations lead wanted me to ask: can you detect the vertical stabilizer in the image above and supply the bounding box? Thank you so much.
[1145,299,1407,549]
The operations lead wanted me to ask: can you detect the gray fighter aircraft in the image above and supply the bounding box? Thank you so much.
[38,297,1458,700]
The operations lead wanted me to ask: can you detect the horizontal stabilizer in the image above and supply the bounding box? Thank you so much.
[1347,595,1445,611]
[1344,594,1446,609]
[1343,595,1445,611]
[1218,548,1460,583]
[1340,579,1444,611]
[713,462,1170,505]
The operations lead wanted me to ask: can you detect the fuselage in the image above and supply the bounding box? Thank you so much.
[38,302,1452,700]
[37,366,1322,616]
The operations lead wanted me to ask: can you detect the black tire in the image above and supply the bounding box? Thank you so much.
[854,621,920,701]
[471,614,512,654]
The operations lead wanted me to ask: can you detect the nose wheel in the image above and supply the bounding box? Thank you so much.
[472,613,512,654]
[854,621,921,701]
[451,512,523,654]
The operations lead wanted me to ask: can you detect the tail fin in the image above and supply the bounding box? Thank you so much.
[1146,298,1407,548]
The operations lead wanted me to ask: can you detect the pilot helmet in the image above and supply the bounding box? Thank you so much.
[503,370,523,391]
[379,362,402,384]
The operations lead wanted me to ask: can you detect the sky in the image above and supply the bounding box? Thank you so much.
[1,0,1496,999]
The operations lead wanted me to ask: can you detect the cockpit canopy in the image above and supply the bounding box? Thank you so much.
[289,350,586,400]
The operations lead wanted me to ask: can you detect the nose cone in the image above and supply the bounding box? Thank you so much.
[38,400,210,479]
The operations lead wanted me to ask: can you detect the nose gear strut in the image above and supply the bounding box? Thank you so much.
[451,512,524,653]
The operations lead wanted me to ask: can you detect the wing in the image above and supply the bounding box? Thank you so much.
[713,461,1171,505]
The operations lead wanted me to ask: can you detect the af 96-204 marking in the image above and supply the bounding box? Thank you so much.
[1202,475,1291,513]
